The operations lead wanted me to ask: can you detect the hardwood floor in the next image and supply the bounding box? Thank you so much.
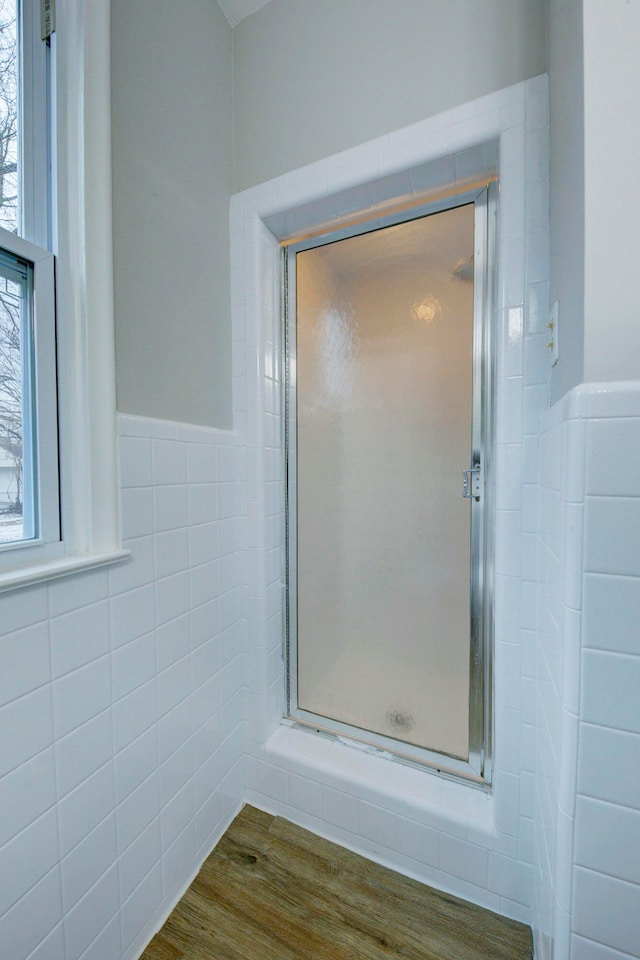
[142,805,533,960]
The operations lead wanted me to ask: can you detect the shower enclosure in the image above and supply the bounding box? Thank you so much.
[284,186,495,782]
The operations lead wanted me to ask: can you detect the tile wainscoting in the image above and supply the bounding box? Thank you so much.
[535,382,640,960]
[0,415,246,960]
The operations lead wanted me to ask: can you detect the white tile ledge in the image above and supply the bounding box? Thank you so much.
[265,725,494,841]
[0,549,130,595]
[117,412,242,445]
[543,381,640,430]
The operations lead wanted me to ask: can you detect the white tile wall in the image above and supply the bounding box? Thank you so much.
[0,414,246,960]
[535,383,640,959]
[233,74,550,927]
[12,71,637,960]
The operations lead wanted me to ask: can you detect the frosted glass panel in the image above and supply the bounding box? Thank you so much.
[295,204,475,760]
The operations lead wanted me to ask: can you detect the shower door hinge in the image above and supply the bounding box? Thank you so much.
[462,465,482,501]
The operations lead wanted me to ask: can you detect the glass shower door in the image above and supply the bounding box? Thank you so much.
[285,189,493,779]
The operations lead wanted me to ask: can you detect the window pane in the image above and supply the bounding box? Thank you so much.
[0,0,17,233]
[0,249,34,544]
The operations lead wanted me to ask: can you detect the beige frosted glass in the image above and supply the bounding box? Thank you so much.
[295,204,475,760]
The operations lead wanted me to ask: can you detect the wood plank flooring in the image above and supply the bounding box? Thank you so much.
[142,805,533,960]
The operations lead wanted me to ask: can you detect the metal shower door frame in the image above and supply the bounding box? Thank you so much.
[283,183,496,786]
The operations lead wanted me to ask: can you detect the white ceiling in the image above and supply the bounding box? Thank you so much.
[217,0,273,27]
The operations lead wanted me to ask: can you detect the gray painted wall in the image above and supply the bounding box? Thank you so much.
[112,0,233,428]
[111,0,548,427]
[549,0,640,398]
[582,0,640,385]
[233,0,548,190]
[548,0,584,403]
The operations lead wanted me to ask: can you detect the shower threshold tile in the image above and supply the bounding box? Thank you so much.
[141,805,533,960]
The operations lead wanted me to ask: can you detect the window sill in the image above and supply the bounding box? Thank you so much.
[0,548,130,594]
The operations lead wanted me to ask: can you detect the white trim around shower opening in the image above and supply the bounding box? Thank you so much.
[233,78,544,875]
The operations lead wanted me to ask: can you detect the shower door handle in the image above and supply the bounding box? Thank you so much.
[462,465,481,501]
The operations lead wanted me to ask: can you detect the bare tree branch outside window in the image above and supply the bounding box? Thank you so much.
[0,0,17,231]
[0,0,22,541]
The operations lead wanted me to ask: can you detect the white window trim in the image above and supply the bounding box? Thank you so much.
[0,229,58,554]
[21,0,50,248]
[0,0,128,591]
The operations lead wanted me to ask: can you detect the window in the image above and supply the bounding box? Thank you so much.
[0,235,56,550]
[0,0,58,562]
[0,0,125,588]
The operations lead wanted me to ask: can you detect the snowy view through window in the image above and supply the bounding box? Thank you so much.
[0,0,23,544]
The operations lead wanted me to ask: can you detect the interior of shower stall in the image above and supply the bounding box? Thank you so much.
[285,194,490,778]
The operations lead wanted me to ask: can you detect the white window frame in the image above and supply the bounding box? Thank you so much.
[20,0,50,249]
[0,230,57,553]
[0,0,127,590]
